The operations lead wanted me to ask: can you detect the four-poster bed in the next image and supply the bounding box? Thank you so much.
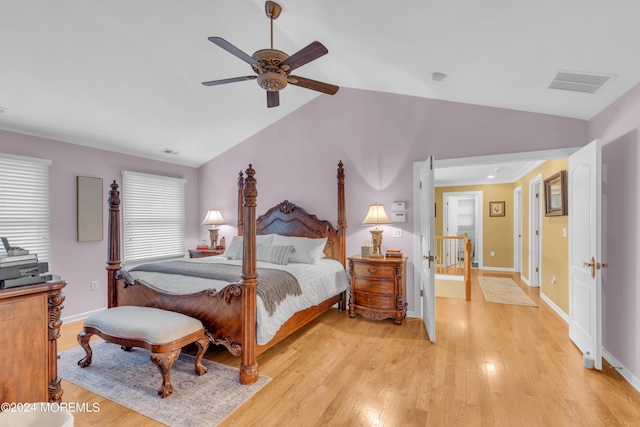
[106,161,347,384]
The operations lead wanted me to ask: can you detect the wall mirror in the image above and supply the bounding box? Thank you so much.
[544,170,567,216]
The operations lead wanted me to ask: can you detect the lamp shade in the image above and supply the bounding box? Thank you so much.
[201,209,226,226]
[362,203,392,226]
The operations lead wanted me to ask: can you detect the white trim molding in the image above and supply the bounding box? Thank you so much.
[602,349,640,394]
[540,292,569,323]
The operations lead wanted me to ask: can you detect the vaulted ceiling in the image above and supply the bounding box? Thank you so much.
[1,1,639,167]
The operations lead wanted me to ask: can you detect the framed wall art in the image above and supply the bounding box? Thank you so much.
[77,176,103,242]
[489,201,505,217]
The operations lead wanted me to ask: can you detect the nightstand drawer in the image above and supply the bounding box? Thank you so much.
[354,292,395,310]
[353,278,395,294]
[351,262,396,280]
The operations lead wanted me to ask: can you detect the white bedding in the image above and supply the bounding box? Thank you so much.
[129,256,349,345]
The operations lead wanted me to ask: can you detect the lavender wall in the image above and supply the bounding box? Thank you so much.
[588,82,640,383]
[0,129,199,317]
[198,88,587,313]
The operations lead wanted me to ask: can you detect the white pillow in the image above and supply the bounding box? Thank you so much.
[222,234,275,260]
[256,244,294,265]
[272,235,327,264]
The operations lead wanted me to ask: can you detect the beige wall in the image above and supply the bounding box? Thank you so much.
[515,158,569,313]
[436,158,570,313]
[435,183,514,269]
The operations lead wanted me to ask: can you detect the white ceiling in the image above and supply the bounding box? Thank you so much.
[1,1,639,168]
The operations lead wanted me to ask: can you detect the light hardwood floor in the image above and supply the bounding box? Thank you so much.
[58,271,640,426]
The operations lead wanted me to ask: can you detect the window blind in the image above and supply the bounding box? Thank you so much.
[122,171,186,265]
[0,153,51,261]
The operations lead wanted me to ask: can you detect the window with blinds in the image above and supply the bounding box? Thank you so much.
[122,171,186,265]
[0,153,51,261]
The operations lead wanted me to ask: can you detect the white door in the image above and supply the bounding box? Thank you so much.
[513,187,522,274]
[568,139,602,370]
[445,197,459,267]
[420,157,436,341]
[529,179,542,287]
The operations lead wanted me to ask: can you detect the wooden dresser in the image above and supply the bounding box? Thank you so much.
[0,281,66,404]
[348,255,407,325]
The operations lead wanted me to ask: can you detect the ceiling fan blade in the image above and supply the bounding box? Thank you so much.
[208,37,258,66]
[202,75,257,86]
[267,91,280,108]
[288,75,339,95]
[279,41,328,72]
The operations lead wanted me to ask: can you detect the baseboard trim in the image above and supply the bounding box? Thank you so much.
[540,292,569,323]
[62,307,106,324]
[478,266,514,272]
[520,274,531,286]
[603,348,640,394]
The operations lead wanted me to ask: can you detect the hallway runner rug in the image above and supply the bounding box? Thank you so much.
[58,340,270,426]
[478,276,538,307]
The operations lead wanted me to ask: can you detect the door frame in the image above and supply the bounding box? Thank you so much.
[513,186,523,276]
[442,191,483,269]
[412,148,577,319]
[529,175,542,287]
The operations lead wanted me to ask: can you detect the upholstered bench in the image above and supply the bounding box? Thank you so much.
[77,306,210,398]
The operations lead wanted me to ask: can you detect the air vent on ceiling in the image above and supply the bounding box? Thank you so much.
[548,70,615,94]
[161,148,180,155]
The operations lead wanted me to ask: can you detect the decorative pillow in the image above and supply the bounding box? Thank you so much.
[222,234,275,260]
[272,234,327,264]
[256,244,294,265]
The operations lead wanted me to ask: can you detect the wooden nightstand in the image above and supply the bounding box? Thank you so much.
[188,248,224,258]
[348,255,407,325]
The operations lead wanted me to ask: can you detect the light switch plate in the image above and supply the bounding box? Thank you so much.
[392,228,403,238]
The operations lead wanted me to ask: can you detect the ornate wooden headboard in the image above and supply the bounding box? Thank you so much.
[236,161,346,267]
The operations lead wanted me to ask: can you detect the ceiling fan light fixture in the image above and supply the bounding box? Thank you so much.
[258,71,288,91]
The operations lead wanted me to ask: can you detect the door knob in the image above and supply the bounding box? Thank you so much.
[584,257,609,278]
[584,257,596,278]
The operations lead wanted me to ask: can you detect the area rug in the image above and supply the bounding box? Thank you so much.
[478,276,538,307]
[58,340,270,426]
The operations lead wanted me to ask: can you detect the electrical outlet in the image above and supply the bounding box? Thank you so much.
[392,228,403,238]
[490,251,495,257]
[91,281,99,291]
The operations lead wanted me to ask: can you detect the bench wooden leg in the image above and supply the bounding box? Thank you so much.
[150,349,180,398]
[194,337,210,376]
[77,330,93,368]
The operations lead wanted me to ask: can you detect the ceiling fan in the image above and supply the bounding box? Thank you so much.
[202,1,339,108]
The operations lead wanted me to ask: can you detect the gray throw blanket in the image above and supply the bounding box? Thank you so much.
[130,260,302,315]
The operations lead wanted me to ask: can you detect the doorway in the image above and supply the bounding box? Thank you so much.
[513,186,523,276]
[442,191,482,269]
[529,175,542,287]
[412,147,577,320]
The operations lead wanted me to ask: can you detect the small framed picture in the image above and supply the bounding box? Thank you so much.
[489,201,505,217]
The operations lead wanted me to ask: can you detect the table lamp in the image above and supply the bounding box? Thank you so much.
[201,209,226,249]
[362,203,392,257]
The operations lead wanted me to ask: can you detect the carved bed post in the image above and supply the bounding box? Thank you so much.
[237,171,244,236]
[337,161,347,310]
[240,164,259,385]
[337,161,347,267]
[107,181,122,308]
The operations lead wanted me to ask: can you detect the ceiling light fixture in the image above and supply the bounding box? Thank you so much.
[487,175,495,179]
[432,72,446,82]
[161,148,180,155]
